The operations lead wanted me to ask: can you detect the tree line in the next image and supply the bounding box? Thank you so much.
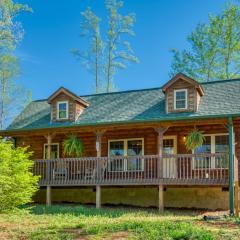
[1,1,240,130]
[72,0,139,94]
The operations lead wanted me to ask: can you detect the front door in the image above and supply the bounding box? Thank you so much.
[163,136,177,178]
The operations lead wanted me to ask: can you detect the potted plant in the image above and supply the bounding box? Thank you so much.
[63,134,84,157]
[185,128,205,151]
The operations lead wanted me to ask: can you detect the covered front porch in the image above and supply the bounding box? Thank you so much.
[18,117,236,212]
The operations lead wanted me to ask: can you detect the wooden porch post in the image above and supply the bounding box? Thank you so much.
[95,130,105,209]
[158,185,164,213]
[228,117,234,215]
[154,126,168,213]
[44,134,53,206]
[95,130,105,158]
[233,124,239,217]
[46,185,51,206]
[96,185,101,209]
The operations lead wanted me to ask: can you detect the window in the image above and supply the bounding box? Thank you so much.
[44,143,59,159]
[194,136,211,169]
[57,101,68,119]
[108,138,144,171]
[174,89,187,110]
[215,135,229,168]
[193,134,229,169]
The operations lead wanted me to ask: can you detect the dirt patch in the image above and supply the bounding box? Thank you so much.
[101,231,130,240]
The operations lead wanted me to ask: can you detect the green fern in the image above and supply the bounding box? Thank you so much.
[63,135,84,157]
[185,129,205,151]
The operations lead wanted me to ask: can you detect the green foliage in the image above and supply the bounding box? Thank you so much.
[63,135,84,157]
[0,0,32,129]
[185,129,205,151]
[170,2,240,82]
[0,138,39,212]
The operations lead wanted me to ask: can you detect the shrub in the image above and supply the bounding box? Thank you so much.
[0,138,39,211]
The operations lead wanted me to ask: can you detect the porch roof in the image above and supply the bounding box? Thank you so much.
[5,78,240,131]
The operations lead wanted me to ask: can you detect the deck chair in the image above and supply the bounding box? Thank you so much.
[53,161,68,180]
[84,159,107,181]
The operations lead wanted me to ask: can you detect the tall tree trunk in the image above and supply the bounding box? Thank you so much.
[95,37,98,94]
[107,45,111,93]
[0,72,6,130]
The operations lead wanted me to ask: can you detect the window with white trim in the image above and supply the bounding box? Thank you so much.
[174,89,187,110]
[44,143,59,159]
[108,138,144,171]
[193,134,229,169]
[57,101,68,119]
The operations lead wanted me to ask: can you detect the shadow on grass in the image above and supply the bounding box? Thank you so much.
[24,204,147,218]
[23,203,201,218]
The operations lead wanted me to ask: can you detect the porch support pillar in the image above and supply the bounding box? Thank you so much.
[46,185,51,206]
[95,130,105,209]
[44,133,54,206]
[154,127,169,179]
[95,130,105,157]
[228,117,234,215]
[96,185,101,209]
[158,185,164,213]
[46,134,52,159]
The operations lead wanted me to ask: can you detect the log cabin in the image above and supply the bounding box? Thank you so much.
[1,73,240,213]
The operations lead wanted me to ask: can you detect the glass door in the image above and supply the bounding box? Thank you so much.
[109,139,144,171]
[163,136,177,178]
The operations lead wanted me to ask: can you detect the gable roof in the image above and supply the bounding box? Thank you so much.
[5,79,240,132]
[162,73,204,96]
[48,86,90,107]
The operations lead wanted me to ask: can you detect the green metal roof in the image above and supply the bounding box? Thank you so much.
[6,79,240,131]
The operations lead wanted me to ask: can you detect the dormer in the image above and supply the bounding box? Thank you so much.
[48,87,89,122]
[162,73,204,113]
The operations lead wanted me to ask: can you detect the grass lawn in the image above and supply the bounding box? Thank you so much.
[0,205,240,240]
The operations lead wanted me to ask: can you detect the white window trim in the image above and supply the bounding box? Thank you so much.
[108,138,144,172]
[43,143,60,159]
[192,133,229,170]
[174,89,188,110]
[57,101,69,120]
[163,135,177,154]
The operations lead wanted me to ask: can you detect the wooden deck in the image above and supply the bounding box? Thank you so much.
[33,153,229,186]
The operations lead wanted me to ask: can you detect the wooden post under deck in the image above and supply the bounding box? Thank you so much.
[46,185,51,206]
[95,130,105,208]
[154,127,168,212]
[96,185,101,209]
[45,134,53,206]
[158,185,164,213]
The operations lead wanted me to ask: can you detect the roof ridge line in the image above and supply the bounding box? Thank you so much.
[32,78,240,102]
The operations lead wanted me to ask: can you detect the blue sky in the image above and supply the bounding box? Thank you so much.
[16,0,229,100]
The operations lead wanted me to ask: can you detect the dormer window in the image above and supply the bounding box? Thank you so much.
[48,87,89,122]
[57,101,68,120]
[174,89,187,110]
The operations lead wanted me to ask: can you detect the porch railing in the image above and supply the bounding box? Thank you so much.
[33,153,229,186]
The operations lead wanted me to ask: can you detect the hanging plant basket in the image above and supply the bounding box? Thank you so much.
[185,128,205,151]
[63,134,84,157]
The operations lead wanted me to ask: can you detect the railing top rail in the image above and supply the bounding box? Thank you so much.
[34,153,228,163]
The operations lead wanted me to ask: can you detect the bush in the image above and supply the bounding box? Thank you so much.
[0,138,39,211]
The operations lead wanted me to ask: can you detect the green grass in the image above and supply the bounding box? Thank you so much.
[0,204,239,240]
